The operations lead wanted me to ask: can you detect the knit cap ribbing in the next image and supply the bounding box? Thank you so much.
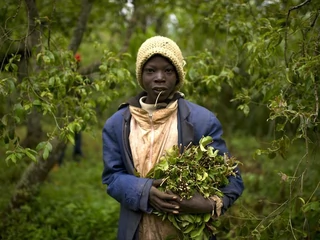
[136,36,185,91]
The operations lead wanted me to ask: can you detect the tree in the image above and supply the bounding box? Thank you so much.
[0,0,132,210]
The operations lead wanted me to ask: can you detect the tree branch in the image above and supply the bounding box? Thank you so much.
[284,0,311,67]
[8,139,67,210]
[78,1,147,76]
[78,61,101,76]
[24,0,40,49]
[68,0,94,54]
[119,0,140,54]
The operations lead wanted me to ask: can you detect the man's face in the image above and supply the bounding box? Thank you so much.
[142,55,178,104]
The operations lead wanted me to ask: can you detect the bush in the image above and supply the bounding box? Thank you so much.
[1,198,119,240]
[217,133,320,239]
[0,135,120,240]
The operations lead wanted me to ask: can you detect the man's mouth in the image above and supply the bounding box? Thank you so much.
[153,87,167,94]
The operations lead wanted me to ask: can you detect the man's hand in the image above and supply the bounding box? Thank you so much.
[171,192,214,214]
[149,179,180,214]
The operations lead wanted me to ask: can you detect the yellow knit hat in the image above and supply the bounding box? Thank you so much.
[136,36,185,91]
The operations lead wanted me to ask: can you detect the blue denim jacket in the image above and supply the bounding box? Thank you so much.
[102,94,244,240]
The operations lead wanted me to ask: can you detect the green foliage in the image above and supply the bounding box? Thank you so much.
[0,47,132,163]
[217,134,320,240]
[1,131,319,240]
[148,136,239,199]
[0,136,119,240]
[1,199,118,240]
[147,136,241,239]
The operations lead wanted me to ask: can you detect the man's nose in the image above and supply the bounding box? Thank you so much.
[155,71,165,81]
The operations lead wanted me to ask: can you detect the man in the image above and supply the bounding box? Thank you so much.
[102,36,244,240]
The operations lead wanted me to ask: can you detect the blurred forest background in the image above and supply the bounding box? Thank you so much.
[0,0,319,239]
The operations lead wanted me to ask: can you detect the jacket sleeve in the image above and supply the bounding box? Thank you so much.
[192,109,244,214]
[101,116,153,213]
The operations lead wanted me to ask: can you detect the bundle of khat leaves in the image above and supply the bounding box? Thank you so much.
[146,136,240,240]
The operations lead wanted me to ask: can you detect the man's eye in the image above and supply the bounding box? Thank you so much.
[145,68,154,73]
[165,68,173,73]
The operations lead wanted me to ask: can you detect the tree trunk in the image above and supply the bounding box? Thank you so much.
[4,0,94,213]
[21,111,45,149]
[17,55,45,148]
[8,138,67,210]
[20,0,43,148]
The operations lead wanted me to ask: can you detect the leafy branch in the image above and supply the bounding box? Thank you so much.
[147,136,241,239]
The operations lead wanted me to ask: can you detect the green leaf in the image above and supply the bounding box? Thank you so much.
[25,149,37,162]
[13,103,23,111]
[99,64,107,73]
[5,153,17,164]
[199,136,213,151]
[180,220,190,228]
[183,224,195,234]
[302,201,320,213]
[33,100,42,106]
[203,213,211,222]
[36,53,42,63]
[42,55,51,64]
[188,68,198,80]
[202,172,208,181]
[207,147,218,158]
[168,214,181,230]
[67,133,75,145]
[45,50,55,63]
[41,142,53,160]
[46,142,53,152]
[36,141,46,151]
[190,223,205,238]
[48,77,55,87]
[179,214,194,223]
[1,114,8,126]
[268,151,276,159]
[6,77,16,92]
[298,197,305,205]
[237,104,250,116]
[194,215,202,223]
[194,147,203,161]
[196,173,203,181]
[43,148,49,160]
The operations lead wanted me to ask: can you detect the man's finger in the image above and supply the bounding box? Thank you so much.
[152,179,164,187]
[151,201,180,214]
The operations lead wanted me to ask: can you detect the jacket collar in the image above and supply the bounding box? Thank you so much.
[177,98,194,148]
[119,91,184,109]
[121,91,184,122]
[122,94,194,145]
